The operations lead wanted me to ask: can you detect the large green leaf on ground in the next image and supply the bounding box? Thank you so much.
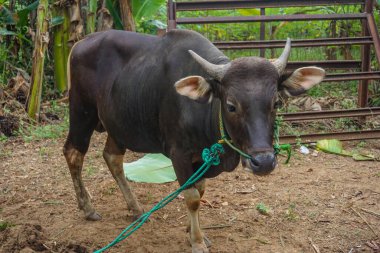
[123,154,176,183]
[316,139,351,156]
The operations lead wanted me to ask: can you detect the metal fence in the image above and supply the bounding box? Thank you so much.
[167,0,380,143]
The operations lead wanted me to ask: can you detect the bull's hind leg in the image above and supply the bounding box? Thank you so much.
[63,106,101,221]
[103,136,143,219]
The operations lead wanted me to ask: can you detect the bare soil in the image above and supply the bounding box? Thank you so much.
[1,132,379,253]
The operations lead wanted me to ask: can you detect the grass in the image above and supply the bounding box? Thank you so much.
[103,185,118,196]
[18,104,69,142]
[285,203,299,221]
[0,220,15,231]
[256,203,270,216]
[85,166,98,177]
[0,134,8,142]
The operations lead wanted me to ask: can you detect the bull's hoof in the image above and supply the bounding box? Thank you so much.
[85,211,102,221]
[192,243,209,253]
[131,208,144,221]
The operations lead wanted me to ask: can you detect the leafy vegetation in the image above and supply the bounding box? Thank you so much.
[256,202,271,216]
[0,220,15,231]
[0,1,379,141]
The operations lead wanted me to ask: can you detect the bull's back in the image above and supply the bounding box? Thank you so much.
[69,30,159,105]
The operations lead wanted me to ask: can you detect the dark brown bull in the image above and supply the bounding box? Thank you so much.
[63,29,324,253]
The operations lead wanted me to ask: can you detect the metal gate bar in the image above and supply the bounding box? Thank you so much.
[176,13,367,25]
[174,0,365,10]
[213,37,373,49]
[280,130,380,144]
[281,107,380,121]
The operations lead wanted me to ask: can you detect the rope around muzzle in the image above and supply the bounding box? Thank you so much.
[94,109,291,252]
[218,107,291,163]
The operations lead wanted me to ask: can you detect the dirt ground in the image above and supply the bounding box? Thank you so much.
[1,132,379,253]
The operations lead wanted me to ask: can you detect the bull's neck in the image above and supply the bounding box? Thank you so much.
[210,99,240,170]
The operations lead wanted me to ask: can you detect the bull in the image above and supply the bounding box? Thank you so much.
[63,29,324,253]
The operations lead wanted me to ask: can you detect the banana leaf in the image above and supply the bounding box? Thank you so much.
[123,154,176,183]
[316,139,376,161]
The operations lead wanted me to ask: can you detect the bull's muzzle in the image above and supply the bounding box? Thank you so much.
[247,152,277,175]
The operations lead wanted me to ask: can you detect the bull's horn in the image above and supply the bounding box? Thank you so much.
[272,38,291,75]
[189,50,230,81]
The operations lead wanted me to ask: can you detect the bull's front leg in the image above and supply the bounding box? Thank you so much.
[184,184,209,253]
[171,151,209,252]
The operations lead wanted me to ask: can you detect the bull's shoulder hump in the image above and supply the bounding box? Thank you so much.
[72,30,159,56]
[164,29,209,42]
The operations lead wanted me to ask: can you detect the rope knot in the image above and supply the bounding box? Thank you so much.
[202,143,225,166]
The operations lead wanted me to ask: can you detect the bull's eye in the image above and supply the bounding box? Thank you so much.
[226,103,236,112]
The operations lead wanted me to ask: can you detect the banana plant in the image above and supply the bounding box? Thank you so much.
[27,0,49,120]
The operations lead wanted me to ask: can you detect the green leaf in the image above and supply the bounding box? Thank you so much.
[0,28,16,35]
[106,0,123,30]
[132,0,165,21]
[123,154,176,183]
[0,5,16,24]
[352,153,375,161]
[51,16,64,27]
[236,9,260,16]
[256,203,270,216]
[316,139,351,156]
[16,0,39,28]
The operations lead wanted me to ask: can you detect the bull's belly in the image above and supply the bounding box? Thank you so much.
[107,127,164,154]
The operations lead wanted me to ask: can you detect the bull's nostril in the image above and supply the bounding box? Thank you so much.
[250,158,260,167]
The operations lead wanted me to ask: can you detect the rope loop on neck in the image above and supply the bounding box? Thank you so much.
[202,143,224,166]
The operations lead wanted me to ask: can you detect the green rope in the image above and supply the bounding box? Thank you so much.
[95,109,291,253]
[273,116,292,164]
[94,144,225,253]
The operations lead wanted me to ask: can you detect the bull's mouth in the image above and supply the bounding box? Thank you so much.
[242,152,277,176]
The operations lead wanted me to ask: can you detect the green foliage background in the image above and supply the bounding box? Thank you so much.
[0,1,379,127]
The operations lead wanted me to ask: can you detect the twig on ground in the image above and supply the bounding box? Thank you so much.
[201,224,232,230]
[360,208,380,218]
[308,237,321,253]
[280,235,285,247]
[236,237,270,244]
[52,224,73,239]
[176,214,186,221]
[351,207,379,238]
[200,199,215,208]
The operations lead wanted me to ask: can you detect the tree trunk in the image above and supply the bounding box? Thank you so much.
[68,0,84,44]
[119,0,135,31]
[27,0,50,120]
[97,0,113,31]
[53,5,68,93]
[85,0,97,34]
[326,20,337,60]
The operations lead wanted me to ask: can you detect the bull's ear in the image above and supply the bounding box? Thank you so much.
[175,75,213,103]
[280,67,325,96]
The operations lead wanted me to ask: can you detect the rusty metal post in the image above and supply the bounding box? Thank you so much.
[358,0,374,108]
[259,8,266,57]
[167,0,177,30]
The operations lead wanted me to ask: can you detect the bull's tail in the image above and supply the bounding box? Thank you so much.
[66,40,81,91]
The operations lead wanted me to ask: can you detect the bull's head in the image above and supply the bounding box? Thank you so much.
[175,39,325,175]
